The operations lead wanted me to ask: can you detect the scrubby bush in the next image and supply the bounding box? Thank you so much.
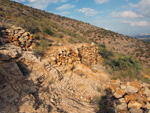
[106,56,141,71]
[44,29,54,36]
[33,39,48,56]
[98,44,143,81]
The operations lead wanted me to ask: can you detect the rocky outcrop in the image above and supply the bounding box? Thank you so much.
[0,43,108,113]
[1,26,33,48]
[103,80,150,113]
[48,43,102,66]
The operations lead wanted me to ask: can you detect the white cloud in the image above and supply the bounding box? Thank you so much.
[26,0,59,10]
[138,0,150,18]
[95,0,109,4]
[56,4,75,10]
[111,11,143,18]
[77,8,97,16]
[130,0,150,18]
[122,21,149,26]
[12,0,69,10]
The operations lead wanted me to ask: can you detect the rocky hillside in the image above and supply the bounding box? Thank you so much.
[1,0,150,112]
[1,31,150,113]
[0,0,150,66]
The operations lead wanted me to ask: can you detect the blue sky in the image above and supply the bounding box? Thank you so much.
[12,0,150,36]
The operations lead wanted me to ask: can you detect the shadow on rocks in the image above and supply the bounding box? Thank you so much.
[0,53,53,112]
[97,88,116,113]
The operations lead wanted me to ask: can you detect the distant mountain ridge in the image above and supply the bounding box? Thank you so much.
[134,35,150,38]
[134,35,150,42]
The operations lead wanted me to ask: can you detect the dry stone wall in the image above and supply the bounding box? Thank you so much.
[103,80,150,113]
[1,26,33,48]
[49,43,102,66]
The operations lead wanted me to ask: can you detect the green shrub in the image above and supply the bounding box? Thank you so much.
[44,29,54,36]
[98,44,143,81]
[98,44,113,59]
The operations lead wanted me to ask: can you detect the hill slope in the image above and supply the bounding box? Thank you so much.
[0,0,150,66]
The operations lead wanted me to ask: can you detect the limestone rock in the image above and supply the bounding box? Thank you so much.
[117,102,127,111]
[113,89,125,98]
[128,101,143,109]
[126,85,138,93]
[129,108,143,113]
[119,98,126,103]
[125,94,137,103]
[144,88,150,97]
[0,43,22,59]
[18,29,25,34]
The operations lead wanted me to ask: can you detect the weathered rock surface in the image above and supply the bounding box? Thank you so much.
[0,43,22,60]
[1,42,150,113]
[0,43,108,113]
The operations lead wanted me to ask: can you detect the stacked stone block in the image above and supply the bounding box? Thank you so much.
[49,43,102,66]
[2,26,33,48]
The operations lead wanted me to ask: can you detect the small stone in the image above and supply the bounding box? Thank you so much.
[91,42,95,46]
[51,57,56,61]
[117,102,127,110]
[13,41,20,46]
[129,108,143,113]
[6,29,11,33]
[126,85,138,93]
[22,32,29,37]
[11,26,22,30]
[144,88,150,97]
[18,29,25,34]
[120,85,126,89]
[19,36,25,42]
[113,89,125,98]
[125,94,136,103]
[141,83,149,88]
[14,29,18,34]
[119,98,126,103]
[128,101,143,109]
[24,36,29,40]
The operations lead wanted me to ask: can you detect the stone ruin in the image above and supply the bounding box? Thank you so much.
[48,43,102,66]
[102,80,150,113]
[1,26,33,48]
